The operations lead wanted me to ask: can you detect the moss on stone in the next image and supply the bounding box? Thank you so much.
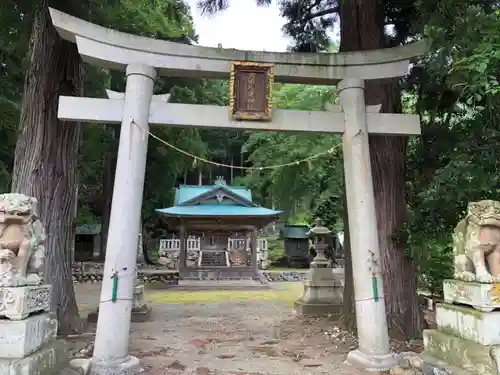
[437,302,484,318]
[424,330,498,375]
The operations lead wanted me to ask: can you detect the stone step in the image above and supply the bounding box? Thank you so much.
[200,251,228,267]
[183,269,256,280]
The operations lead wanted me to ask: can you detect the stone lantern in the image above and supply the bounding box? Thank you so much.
[307,218,331,267]
[294,218,342,316]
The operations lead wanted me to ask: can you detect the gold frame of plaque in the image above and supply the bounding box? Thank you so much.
[228,61,274,121]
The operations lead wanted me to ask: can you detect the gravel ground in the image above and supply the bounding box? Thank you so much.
[73,283,371,375]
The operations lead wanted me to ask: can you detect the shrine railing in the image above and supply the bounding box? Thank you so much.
[159,237,268,252]
[257,238,268,251]
[159,239,180,251]
[227,238,245,250]
[159,238,201,251]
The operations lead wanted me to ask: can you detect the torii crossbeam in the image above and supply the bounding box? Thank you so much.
[59,93,420,136]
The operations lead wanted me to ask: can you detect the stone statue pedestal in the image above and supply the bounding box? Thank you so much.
[294,264,342,316]
[443,279,500,312]
[88,284,151,323]
[424,281,500,375]
[0,285,67,375]
[0,284,51,320]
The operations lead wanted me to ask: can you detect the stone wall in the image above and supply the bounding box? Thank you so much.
[72,263,345,284]
[261,271,308,282]
[71,263,179,285]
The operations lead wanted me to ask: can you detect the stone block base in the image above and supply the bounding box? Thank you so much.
[294,267,343,317]
[131,304,152,322]
[423,329,500,375]
[87,304,152,323]
[131,285,152,322]
[0,313,58,358]
[436,302,500,345]
[0,339,67,375]
[90,355,141,375]
[443,279,500,312]
[294,299,341,316]
[346,349,398,371]
[0,284,51,320]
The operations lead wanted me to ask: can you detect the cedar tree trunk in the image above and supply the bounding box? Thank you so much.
[339,0,422,338]
[11,2,83,335]
[99,124,118,260]
[341,191,356,333]
[100,71,125,260]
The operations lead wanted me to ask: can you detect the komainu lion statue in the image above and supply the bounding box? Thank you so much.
[453,200,500,283]
[0,193,46,287]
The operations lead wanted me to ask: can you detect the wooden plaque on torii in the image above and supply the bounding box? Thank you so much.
[229,61,274,121]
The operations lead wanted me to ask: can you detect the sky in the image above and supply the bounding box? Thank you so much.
[186,0,293,52]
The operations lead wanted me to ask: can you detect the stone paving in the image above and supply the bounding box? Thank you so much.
[75,282,369,375]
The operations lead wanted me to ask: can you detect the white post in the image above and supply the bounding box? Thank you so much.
[338,78,396,370]
[91,64,156,374]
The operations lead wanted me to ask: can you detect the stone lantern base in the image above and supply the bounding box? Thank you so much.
[129,284,152,322]
[294,265,343,316]
[88,284,151,323]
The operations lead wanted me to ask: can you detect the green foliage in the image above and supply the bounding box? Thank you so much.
[314,194,343,231]
[401,2,500,292]
[287,214,311,226]
[421,4,500,107]
[0,0,240,227]
[414,236,454,295]
[264,236,285,262]
[0,98,18,191]
[242,84,343,218]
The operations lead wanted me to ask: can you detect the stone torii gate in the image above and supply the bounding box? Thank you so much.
[49,8,427,375]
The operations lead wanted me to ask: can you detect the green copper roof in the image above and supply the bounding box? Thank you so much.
[157,205,282,217]
[76,224,101,235]
[157,180,282,218]
[175,184,252,205]
[282,225,309,239]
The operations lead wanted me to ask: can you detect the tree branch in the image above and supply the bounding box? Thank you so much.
[302,6,339,23]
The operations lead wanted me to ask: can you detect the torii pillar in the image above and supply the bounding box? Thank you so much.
[90,64,155,375]
[340,78,396,370]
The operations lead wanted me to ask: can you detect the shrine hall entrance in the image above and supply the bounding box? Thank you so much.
[156,177,281,280]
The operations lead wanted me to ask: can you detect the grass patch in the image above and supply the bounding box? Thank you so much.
[268,267,308,272]
[146,283,303,304]
[77,284,303,312]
